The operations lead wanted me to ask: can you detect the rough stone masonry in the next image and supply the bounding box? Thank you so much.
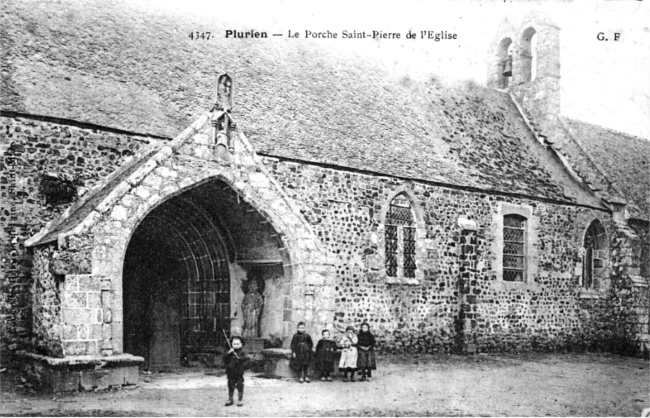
[0,1,648,393]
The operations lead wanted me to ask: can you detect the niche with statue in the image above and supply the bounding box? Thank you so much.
[230,263,285,353]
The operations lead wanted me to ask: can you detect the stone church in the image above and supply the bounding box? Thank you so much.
[1,1,648,390]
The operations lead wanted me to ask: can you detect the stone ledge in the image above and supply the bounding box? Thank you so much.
[17,351,144,393]
[630,276,649,288]
[385,277,420,286]
[261,348,343,378]
[491,280,540,291]
[578,289,602,299]
[261,348,296,378]
[17,351,144,369]
[261,348,292,359]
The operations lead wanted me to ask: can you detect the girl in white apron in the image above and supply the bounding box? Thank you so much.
[338,325,358,381]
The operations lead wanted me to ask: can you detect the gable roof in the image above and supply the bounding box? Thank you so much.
[1,0,604,208]
[558,117,649,221]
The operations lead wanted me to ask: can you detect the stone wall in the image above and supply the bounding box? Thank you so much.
[23,115,336,357]
[629,220,650,279]
[488,14,561,135]
[609,222,649,356]
[2,113,647,360]
[30,244,63,357]
[264,157,647,355]
[59,273,105,357]
[0,114,160,360]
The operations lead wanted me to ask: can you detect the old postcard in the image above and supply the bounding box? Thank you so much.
[1,0,648,416]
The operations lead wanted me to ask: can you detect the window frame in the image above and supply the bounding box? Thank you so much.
[581,219,608,290]
[502,214,527,282]
[381,190,423,285]
[494,203,538,285]
[385,195,416,278]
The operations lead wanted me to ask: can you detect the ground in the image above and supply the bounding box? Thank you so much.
[1,353,648,417]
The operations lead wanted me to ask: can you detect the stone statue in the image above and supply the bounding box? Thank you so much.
[215,73,233,112]
[242,280,264,338]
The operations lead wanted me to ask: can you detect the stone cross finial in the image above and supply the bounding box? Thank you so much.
[215,73,233,112]
[211,74,236,161]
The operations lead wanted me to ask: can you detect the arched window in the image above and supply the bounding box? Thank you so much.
[520,27,537,83]
[583,220,607,289]
[385,193,416,278]
[503,214,527,282]
[497,38,514,88]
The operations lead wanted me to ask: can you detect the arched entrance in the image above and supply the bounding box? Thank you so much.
[123,179,287,369]
[24,117,336,364]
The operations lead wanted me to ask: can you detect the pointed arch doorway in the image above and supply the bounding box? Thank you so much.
[123,179,287,370]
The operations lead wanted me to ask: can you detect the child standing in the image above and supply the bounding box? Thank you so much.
[315,329,337,381]
[356,322,377,381]
[290,322,313,383]
[223,336,249,407]
[338,325,358,382]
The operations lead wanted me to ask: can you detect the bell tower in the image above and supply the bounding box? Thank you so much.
[488,14,561,133]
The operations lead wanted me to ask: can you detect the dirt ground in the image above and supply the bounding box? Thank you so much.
[1,352,648,417]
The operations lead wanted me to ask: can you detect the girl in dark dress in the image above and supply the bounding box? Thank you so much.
[290,322,313,383]
[315,329,337,381]
[356,322,377,381]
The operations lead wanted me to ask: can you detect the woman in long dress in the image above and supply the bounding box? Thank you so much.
[356,322,377,381]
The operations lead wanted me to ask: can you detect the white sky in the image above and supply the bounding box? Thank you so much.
[141,0,649,139]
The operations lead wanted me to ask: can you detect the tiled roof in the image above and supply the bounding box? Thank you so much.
[560,118,650,221]
[1,0,602,206]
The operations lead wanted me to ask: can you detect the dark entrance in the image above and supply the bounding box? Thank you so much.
[123,188,232,370]
[123,179,288,369]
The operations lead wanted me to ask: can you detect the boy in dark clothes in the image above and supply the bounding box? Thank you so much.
[315,329,337,381]
[290,322,313,383]
[223,336,249,407]
[357,322,377,382]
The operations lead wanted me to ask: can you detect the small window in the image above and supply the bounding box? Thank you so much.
[503,214,526,282]
[385,194,416,278]
[582,220,607,289]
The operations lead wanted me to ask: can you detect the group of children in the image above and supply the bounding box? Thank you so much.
[290,322,377,383]
[222,322,377,407]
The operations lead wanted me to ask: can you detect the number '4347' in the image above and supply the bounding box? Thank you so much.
[189,32,211,40]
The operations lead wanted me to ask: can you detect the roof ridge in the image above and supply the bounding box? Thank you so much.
[557,117,627,202]
[561,116,650,143]
[505,93,605,205]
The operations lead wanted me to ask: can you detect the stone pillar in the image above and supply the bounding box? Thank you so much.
[59,274,103,356]
[456,218,479,354]
[101,288,113,355]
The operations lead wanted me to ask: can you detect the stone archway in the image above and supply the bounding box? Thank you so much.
[86,144,336,357]
[122,178,290,369]
[20,112,336,390]
[25,115,336,367]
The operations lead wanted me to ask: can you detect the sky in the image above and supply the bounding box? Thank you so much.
[141,0,649,139]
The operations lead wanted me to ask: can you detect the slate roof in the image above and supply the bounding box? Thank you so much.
[559,118,650,221]
[1,0,604,207]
